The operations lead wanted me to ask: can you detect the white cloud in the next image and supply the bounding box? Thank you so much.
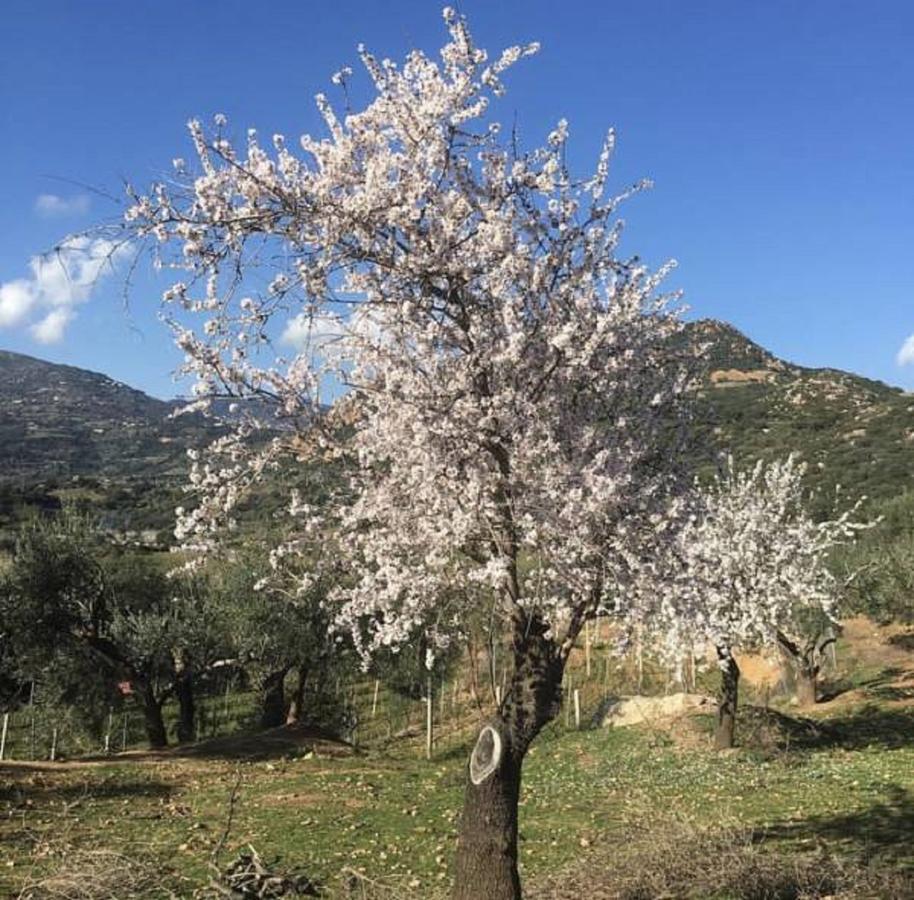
[281,311,345,352]
[897,334,914,367]
[0,279,35,327]
[0,236,130,343]
[280,306,387,357]
[31,308,75,344]
[34,193,91,218]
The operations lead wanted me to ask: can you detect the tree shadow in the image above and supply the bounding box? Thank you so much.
[819,666,905,703]
[0,772,173,807]
[887,632,914,652]
[791,704,914,751]
[763,784,914,866]
[169,722,354,761]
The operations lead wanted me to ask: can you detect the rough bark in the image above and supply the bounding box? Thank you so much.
[259,667,289,729]
[714,647,740,751]
[453,615,564,900]
[285,665,309,725]
[795,669,817,706]
[137,681,168,749]
[777,630,830,707]
[174,662,196,743]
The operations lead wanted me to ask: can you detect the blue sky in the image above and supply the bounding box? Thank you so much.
[1,0,913,398]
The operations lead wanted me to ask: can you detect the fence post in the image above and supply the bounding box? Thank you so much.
[50,727,58,762]
[29,682,36,761]
[371,680,380,718]
[585,621,592,678]
[425,675,433,761]
[0,712,8,761]
[104,707,113,754]
[574,688,581,730]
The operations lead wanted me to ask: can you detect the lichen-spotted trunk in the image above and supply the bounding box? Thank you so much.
[453,617,564,900]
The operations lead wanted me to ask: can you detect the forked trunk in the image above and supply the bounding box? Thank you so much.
[776,630,827,708]
[453,616,564,900]
[285,665,309,725]
[260,667,289,729]
[714,647,740,751]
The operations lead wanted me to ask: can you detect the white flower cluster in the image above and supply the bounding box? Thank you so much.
[629,456,869,669]
[125,8,696,666]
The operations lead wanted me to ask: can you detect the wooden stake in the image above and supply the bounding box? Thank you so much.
[104,707,113,754]
[29,682,36,761]
[371,679,380,718]
[425,676,433,760]
[574,688,582,729]
[585,621,592,678]
[50,727,58,762]
[0,712,8,761]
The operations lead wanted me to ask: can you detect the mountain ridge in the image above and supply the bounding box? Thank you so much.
[1,318,912,541]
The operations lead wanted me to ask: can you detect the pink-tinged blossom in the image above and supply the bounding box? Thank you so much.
[125,8,697,667]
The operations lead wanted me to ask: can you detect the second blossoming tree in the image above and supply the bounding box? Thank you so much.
[636,456,867,751]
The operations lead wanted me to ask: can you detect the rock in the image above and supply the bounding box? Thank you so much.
[601,692,715,727]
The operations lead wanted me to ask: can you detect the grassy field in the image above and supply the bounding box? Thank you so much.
[3,629,914,898]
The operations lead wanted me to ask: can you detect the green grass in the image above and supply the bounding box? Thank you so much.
[3,693,914,898]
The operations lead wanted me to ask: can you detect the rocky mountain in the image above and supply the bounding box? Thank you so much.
[1,320,911,547]
[687,319,914,514]
[0,349,218,483]
[0,350,228,547]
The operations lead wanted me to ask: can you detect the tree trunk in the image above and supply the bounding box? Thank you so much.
[714,648,740,751]
[795,666,817,707]
[174,665,196,743]
[137,681,167,749]
[260,667,289,729]
[285,665,308,725]
[453,615,564,900]
[776,630,824,708]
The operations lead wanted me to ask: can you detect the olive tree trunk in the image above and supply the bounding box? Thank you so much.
[714,647,740,751]
[259,667,289,729]
[453,616,565,900]
[285,665,309,725]
[174,669,195,743]
[777,629,834,707]
[137,680,168,749]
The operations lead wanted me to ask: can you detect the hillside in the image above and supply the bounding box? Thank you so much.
[1,321,912,545]
[685,319,914,514]
[0,350,225,546]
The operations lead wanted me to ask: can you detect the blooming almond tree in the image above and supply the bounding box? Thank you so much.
[123,10,694,898]
[644,456,866,750]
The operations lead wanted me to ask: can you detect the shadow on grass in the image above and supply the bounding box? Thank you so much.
[818,666,905,703]
[169,722,354,761]
[888,632,914,652]
[764,784,914,866]
[797,704,914,751]
[727,703,914,756]
[0,773,173,807]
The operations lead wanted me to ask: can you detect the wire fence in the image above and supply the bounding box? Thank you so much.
[0,618,685,764]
